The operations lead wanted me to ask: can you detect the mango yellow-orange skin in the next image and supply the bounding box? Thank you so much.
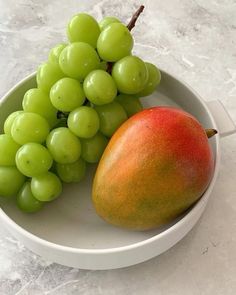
[92,107,214,231]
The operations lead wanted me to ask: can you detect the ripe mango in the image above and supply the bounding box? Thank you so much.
[92,107,214,230]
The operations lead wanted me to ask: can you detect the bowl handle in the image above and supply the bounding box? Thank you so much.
[207,100,236,138]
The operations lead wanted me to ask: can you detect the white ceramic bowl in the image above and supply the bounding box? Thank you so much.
[0,71,235,270]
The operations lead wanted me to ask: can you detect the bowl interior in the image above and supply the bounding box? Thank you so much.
[0,72,217,249]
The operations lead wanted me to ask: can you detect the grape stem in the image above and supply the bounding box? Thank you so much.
[57,111,69,119]
[127,5,145,31]
[107,4,145,74]
[106,62,113,74]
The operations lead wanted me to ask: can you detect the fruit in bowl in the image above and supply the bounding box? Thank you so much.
[93,107,216,230]
[0,5,216,231]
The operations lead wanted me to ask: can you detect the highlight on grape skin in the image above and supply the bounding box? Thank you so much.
[0,5,162,213]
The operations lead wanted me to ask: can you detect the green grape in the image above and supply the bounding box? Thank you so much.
[94,102,127,137]
[83,70,117,105]
[17,182,43,213]
[0,134,20,166]
[50,78,85,112]
[116,94,143,117]
[22,88,58,127]
[4,111,23,135]
[67,13,100,48]
[138,62,161,96]
[46,127,81,164]
[11,112,50,145]
[99,16,121,31]
[31,172,62,202]
[81,132,108,163]
[100,61,108,71]
[68,106,100,138]
[0,166,26,197]
[37,62,64,93]
[97,23,133,62]
[59,42,100,80]
[112,56,148,94]
[49,43,67,67]
[16,143,53,177]
[56,158,86,183]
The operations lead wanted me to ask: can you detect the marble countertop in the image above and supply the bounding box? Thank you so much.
[0,0,236,294]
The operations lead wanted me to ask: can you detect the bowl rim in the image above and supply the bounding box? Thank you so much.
[0,70,220,254]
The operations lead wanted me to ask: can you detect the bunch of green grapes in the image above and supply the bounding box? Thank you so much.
[0,9,161,213]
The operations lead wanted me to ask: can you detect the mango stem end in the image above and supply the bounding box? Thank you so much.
[205,128,218,138]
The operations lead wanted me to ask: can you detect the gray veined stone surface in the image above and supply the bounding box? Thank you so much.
[0,0,236,294]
